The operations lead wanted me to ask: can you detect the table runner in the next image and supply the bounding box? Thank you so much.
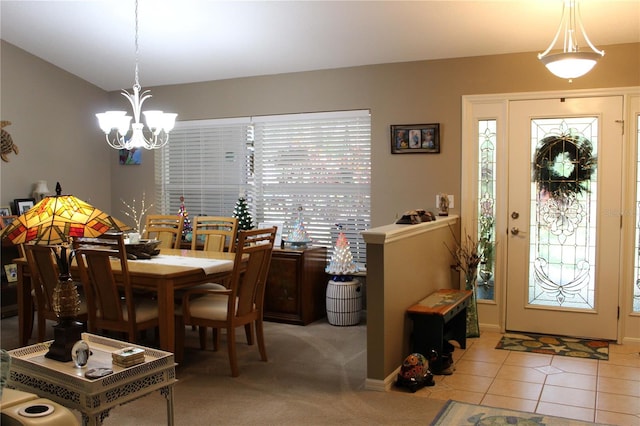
[130,254,233,274]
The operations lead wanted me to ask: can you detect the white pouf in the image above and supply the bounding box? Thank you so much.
[326,279,362,326]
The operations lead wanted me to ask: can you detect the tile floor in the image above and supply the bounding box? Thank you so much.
[399,331,640,425]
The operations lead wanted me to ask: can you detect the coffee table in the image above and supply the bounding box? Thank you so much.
[6,333,176,426]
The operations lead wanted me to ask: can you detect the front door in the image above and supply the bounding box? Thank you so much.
[506,96,623,340]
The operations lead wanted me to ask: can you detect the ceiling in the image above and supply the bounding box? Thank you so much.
[1,1,639,92]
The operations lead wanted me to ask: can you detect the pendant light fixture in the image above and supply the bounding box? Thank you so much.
[96,0,177,150]
[538,0,604,80]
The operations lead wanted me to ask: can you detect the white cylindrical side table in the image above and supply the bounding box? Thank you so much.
[326,278,362,326]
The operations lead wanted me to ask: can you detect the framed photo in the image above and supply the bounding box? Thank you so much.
[390,123,440,154]
[0,206,10,216]
[13,198,35,215]
[4,263,18,283]
[1,215,17,229]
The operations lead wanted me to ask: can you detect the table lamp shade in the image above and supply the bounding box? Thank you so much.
[1,194,131,245]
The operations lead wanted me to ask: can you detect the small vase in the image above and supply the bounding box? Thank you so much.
[465,271,480,338]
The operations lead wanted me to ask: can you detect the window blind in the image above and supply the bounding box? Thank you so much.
[252,110,371,264]
[155,117,252,218]
[154,110,371,264]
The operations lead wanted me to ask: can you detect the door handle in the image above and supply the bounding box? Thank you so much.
[510,227,526,236]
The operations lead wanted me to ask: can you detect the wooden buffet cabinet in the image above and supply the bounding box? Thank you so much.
[264,246,327,325]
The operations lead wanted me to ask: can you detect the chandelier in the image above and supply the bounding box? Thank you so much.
[538,0,604,80]
[96,0,177,150]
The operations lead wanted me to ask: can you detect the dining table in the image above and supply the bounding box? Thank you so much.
[14,248,242,354]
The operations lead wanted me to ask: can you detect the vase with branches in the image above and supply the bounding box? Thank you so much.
[446,224,494,338]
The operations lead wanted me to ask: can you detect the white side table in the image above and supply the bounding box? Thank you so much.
[7,333,176,426]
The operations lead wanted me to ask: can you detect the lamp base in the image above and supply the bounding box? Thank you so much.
[45,319,83,362]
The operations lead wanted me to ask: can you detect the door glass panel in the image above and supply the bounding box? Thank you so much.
[529,118,598,309]
[477,119,496,301]
[634,114,640,313]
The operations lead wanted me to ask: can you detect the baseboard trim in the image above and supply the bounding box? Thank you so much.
[365,365,401,392]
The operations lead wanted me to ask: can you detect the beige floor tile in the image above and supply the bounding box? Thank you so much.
[550,356,599,375]
[453,360,501,378]
[545,372,597,390]
[504,351,552,368]
[598,362,640,380]
[597,391,640,415]
[495,364,547,384]
[440,372,493,393]
[595,409,640,426]
[487,378,543,401]
[536,401,595,423]
[607,351,640,368]
[461,346,510,364]
[480,394,538,413]
[609,341,640,354]
[598,376,640,397]
[540,384,596,409]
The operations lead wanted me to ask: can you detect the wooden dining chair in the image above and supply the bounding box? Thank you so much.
[176,227,277,376]
[191,216,238,252]
[73,233,159,343]
[23,243,88,342]
[143,214,184,249]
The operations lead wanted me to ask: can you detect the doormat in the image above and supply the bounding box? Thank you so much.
[430,400,609,425]
[495,332,608,360]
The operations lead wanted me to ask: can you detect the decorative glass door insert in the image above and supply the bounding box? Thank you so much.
[529,118,597,309]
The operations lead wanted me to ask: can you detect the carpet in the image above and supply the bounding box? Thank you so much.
[496,332,609,360]
[431,400,608,425]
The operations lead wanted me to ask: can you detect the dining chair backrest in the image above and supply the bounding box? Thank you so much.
[143,214,184,249]
[73,233,137,336]
[228,227,277,318]
[23,243,87,342]
[191,216,238,252]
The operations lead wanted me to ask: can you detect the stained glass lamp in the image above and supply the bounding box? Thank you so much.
[0,182,131,361]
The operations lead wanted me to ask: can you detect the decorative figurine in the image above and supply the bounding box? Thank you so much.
[395,351,437,392]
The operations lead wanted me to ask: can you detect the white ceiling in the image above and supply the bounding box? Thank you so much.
[1,0,639,92]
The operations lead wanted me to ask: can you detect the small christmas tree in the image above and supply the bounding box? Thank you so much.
[325,225,358,279]
[178,196,192,237]
[233,196,253,230]
[288,206,311,246]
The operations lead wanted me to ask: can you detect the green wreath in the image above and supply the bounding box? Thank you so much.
[533,133,596,198]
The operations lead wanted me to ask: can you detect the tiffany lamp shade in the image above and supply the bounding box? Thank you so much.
[0,182,131,361]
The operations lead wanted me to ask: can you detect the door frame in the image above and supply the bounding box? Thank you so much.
[461,86,640,344]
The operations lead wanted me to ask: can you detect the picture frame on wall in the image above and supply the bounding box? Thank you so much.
[13,198,35,215]
[390,123,440,154]
[0,206,10,216]
[1,215,17,229]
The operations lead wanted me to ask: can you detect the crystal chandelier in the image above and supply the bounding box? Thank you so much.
[96,0,177,150]
[538,0,604,80]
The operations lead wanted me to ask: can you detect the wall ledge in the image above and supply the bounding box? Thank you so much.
[362,215,459,245]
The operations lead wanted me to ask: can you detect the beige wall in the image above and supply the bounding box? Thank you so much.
[1,42,638,226]
[0,41,111,212]
[107,43,640,227]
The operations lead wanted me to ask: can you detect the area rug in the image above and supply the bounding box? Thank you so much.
[430,400,608,425]
[496,332,609,360]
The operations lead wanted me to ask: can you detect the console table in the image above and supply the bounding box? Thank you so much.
[406,289,472,373]
[264,246,327,325]
[6,333,176,426]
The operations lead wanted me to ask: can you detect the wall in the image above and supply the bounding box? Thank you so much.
[108,43,640,228]
[2,42,637,226]
[0,41,111,212]
[363,216,459,387]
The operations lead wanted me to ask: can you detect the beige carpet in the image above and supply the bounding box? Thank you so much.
[1,313,445,425]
